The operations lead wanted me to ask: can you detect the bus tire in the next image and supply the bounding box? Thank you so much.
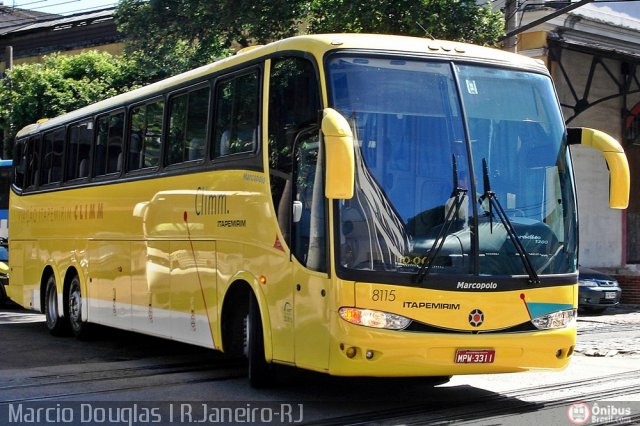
[68,275,92,340]
[0,283,6,307]
[44,275,70,336]
[246,293,274,388]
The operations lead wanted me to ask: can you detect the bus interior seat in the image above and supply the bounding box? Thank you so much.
[128,134,143,170]
[78,159,89,178]
[106,137,123,173]
[188,139,204,161]
[116,153,123,173]
[94,144,105,175]
[48,167,62,184]
[219,128,256,156]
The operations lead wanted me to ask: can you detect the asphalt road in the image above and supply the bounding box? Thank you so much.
[1,302,639,425]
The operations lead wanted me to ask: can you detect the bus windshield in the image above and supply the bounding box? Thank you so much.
[328,56,576,281]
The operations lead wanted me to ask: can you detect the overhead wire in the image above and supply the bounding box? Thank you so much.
[0,1,117,32]
[8,0,117,16]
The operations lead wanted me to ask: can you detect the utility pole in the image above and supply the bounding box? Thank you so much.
[5,46,12,70]
[504,0,519,52]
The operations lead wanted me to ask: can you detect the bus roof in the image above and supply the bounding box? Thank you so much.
[15,33,548,138]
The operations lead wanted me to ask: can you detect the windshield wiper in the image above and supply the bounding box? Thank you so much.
[415,155,467,283]
[478,159,540,284]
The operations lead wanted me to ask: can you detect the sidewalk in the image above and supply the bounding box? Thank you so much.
[575,304,640,358]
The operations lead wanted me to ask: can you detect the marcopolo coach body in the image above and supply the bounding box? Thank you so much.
[7,34,629,386]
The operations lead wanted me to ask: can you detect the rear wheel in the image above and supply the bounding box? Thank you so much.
[68,275,92,339]
[44,275,70,336]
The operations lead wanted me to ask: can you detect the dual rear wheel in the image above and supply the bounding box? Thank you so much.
[44,273,271,386]
[44,274,90,339]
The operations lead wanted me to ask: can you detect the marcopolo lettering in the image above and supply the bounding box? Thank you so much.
[457,281,498,290]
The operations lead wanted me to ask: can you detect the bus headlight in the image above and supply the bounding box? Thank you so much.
[339,307,411,330]
[531,309,576,330]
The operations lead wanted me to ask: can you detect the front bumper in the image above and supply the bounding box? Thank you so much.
[328,319,576,377]
[329,321,576,377]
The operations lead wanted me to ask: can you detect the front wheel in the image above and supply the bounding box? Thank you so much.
[44,275,70,336]
[245,294,274,388]
[0,283,7,307]
[68,275,92,339]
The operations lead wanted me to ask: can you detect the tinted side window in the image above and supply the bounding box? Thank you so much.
[25,137,41,189]
[268,57,321,246]
[167,86,210,165]
[13,139,26,190]
[213,70,260,158]
[42,129,65,185]
[129,100,164,171]
[96,112,125,176]
[67,120,93,180]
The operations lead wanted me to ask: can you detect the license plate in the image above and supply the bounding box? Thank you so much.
[455,349,495,364]
[605,292,617,300]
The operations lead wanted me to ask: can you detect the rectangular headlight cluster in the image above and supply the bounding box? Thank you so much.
[531,309,576,330]
[339,307,411,330]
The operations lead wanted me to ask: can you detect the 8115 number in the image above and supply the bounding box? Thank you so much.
[371,289,396,302]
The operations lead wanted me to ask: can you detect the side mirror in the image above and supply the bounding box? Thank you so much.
[321,108,355,199]
[568,127,630,209]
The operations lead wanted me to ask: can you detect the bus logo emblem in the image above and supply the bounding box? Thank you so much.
[469,309,484,327]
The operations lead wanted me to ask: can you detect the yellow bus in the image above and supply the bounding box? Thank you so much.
[7,34,629,387]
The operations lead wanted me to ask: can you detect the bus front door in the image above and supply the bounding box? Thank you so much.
[291,132,331,371]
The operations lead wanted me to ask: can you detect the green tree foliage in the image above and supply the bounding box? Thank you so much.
[0,51,141,155]
[115,0,309,79]
[115,0,503,82]
[308,0,504,45]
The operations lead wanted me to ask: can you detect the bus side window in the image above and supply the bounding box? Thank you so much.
[108,114,124,174]
[95,116,109,176]
[144,101,163,168]
[167,85,210,165]
[13,139,26,190]
[168,93,188,164]
[129,105,145,171]
[95,112,125,176]
[213,70,259,158]
[267,55,322,258]
[67,120,93,181]
[42,129,65,185]
[128,100,163,171]
[25,136,41,189]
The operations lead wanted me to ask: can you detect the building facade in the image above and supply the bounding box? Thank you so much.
[0,7,124,71]
[509,2,640,302]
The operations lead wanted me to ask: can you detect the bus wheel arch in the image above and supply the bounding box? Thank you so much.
[40,265,55,313]
[42,267,70,336]
[220,280,274,387]
[221,281,252,357]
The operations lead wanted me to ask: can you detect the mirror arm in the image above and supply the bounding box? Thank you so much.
[567,127,630,209]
